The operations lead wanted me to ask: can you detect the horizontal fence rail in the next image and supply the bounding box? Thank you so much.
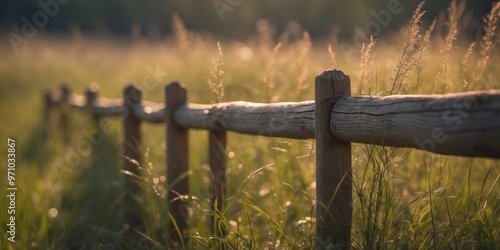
[331,91,500,158]
[44,70,500,248]
[54,89,500,158]
[174,101,316,138]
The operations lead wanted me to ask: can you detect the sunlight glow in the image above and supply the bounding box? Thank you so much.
[48,208,58,218]
[238,46,253,61]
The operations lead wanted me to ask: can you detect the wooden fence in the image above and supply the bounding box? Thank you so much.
[44,70,500,248]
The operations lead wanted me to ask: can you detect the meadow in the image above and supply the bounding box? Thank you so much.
[1,2,500,249]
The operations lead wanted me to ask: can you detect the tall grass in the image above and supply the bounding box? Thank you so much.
[0,1,499,249]
[208,41,225,104]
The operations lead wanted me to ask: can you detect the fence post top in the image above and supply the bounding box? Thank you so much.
[124,83,142,96]
[124,83,142,106]
[124,83,142,92]
[87,82,100,93]
[165,81,187,104]
[315,70,351,99]
[332,70,349,81]
[165,80,186,91]
[316,69,349,82]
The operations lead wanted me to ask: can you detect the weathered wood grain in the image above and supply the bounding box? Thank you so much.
[331,90,500,158]
[173,101,316,139]
[165,81,189,244]
[315,70,352,248]
[52,86,500,159]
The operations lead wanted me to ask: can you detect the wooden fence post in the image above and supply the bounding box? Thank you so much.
[165,81,189,244]
[59,84,71,147]
[123,84,143,228]
[86,82,101,131]
[315,70,352,249]
[209,130,227,237]
[43,88,53,143]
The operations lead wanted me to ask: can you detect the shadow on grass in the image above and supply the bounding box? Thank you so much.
[21,121,57,165]
[20,112,160,248]
[49,132,135,248]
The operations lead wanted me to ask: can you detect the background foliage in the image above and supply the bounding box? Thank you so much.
[0,0,493,39]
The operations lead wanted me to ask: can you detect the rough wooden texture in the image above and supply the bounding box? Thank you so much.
[51,85,500,159]
[315,70,352,248]
[209,130,227,237]
[331,90,500,158]
[123,84,143,228]
[173,91,500,159]
[174,101,315,138]
[165,81,189,243]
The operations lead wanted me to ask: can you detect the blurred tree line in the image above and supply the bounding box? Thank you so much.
[0,0,493,40]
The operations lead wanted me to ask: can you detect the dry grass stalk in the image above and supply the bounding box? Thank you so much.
[475,2,500,86]
[433,71,441,94]
[262,42,282,101]
[413,18,436,93]
[461,42,476,91]
[359,36,377,95]
[390,1,425,95]
[297,31,311,90]
[208,41,225,103]
[447,0,466,29]
[70,24,85,52]
[440,0,465,93]
[257,19,274,54]
[172,13,190,51]
[328,44,336,69]
[277,22,296,49]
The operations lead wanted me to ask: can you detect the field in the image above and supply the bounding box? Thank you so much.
[1,2,500,249]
